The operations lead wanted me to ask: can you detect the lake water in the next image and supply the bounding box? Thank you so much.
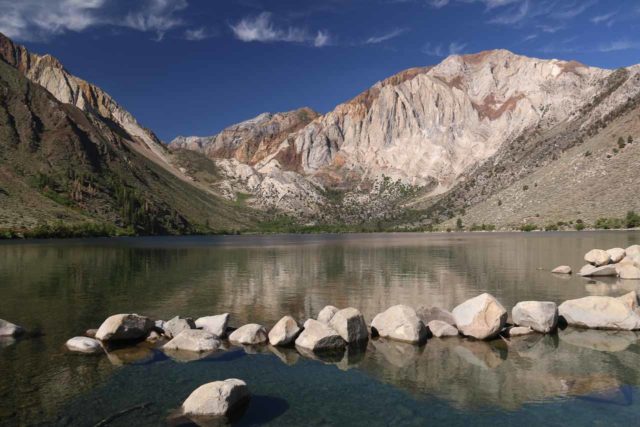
[1,231,640,426]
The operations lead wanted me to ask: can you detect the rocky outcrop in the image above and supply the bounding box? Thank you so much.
[66,337,103,354]
[371,305,427,344]
[182,379,250,417]
[95,314,154,342]
[452,293,507,340]
[559,296,640,330]
[195,313,230,337]
[295,319,346,352]
[268,316,302,346]
[164,330,221,352]
[228,324,268,345]
[512,301,558,333]
[329,308,369,343]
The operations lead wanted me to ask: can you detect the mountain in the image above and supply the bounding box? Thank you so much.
[174,50,640,229]
[0,33,258,236]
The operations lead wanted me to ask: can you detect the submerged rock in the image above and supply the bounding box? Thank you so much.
[329,308,369,343]
[164,329,220,352]
[371,305,427,344]
[268,316,302,346]
[182,379,250,417]
[606,248,626,263]
[579,264,617,277]
[559,296,640,330]
[427,320,458,337]
[416,306,456,326]
[295,319,345,352]
[317,305,339,324]
[95,314,153,342]
[584,249,611,267]
[164,316,196,339]
[512,301,558,333]
[509,326,534,337]
[66,336,102,353]
[452,293,507,340]
[551,265,572,274]
[229,324,268,345]
[0,319,24,337]
[195,313,229,337]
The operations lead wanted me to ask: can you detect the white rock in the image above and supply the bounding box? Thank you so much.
[416,306,456,326]
[294,319,345,352]
[512,301,558,333]
[268,316,301,346]
[509,326,534,336]
[164,330,221,352]
[551,265,572,274]
[579,264,597,276]
[228,324,268,345]
[195,313,229,337]
[66,336,102,353]
[317,305,339,324]
[0,319,24,337]
[452,293,507,340]
[427,320,458,337]
[579,264,617,277]
[329,308,368,343]
[617,291,638,310]
[95,314,154,342]
[182,379,250,417]
[626,245,640,257]
[584,249,611,266]
[559,296,640,330]
[164,316,196,339]
[606,248,626,263]
[371,305,427,344]
[617,264,640,280]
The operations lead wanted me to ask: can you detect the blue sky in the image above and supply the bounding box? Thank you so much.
[1,0,639,142]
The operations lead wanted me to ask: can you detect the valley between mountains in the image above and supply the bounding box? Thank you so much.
[0,31,639,237]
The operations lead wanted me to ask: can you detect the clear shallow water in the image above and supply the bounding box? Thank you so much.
[1,231,640,426]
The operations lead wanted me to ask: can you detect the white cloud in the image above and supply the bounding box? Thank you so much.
[230,12,331,47]
[365,28,408,44]
[184,27,213,41]
[596,39,640,52]
[422,41,467,56]
[591,11,617,25]
[0,0,190,42]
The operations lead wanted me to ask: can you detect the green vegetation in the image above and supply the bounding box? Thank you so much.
[544,223,559,231]
[593,211,640,230]
[456,217,464,230]
[0,222,127,239]
[470,223,496,231]
[584,151,592,157]
[519,223,537,232]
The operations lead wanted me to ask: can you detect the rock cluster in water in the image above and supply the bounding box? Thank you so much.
[552,245,640,279]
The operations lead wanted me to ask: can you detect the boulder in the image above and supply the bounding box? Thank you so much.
[164,316,196,339]
[427,320,458,337]
[195,313,230,337]
[228,324,268,345]
[182,379,250,417]
[164,330,221,352]
[95,314,154,342]
[606,248,626,263]
[268,316,302,346]
[579,264,597,276]
[329,308,368,343]
[0,319,24,337]
[317,305,339,324]
[579,264,617,277]
[620,255,640,267]
[617,264,640,280]
[626,244,640,257]
[146,330,162,342]
[558,296,640,330]
[551,265,572,274]
[85,329,98,338]
[416,306,456,326]
[617,291,638,310]
[294,319,345,352]
[512,301,558,333]
[452,293,507,340]
[584,249,611,266]
[154,320,165,332]
[66,337,102,353]
[371,305,427,344]
[509,326,534,336]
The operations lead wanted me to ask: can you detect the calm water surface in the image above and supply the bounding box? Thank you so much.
[1,231,640,426]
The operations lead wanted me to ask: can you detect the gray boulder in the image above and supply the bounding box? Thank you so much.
[452,293,507,340]
[607,248,626,263]
[416,306,456,326]
[559,296,640,330]
[195,313,230,337]
[182,379,250,417]
[95,314,154,342]
[0,319,24,337]
[295,319,345,352]
[268,316,302,346]
[551,265,572,274]
[512,301,558,333]
[427,320,458,337]
[329,308,369,343]
[66,336,102,353]
[584,249,611,266]
[317,305,339,324]
[164,329,221,352]
[164,316,196,339]
[371,305,427,344]
[229,324,268,345]
[579,264,617,277]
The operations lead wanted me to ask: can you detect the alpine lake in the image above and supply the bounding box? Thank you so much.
[1,231,640,426]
